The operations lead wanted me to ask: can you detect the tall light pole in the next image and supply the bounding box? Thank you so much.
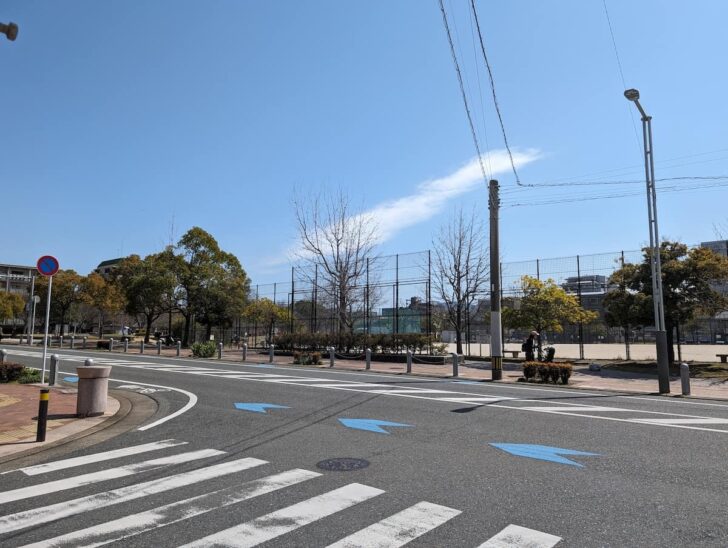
[0,22,18,41]
[624,88,670,394]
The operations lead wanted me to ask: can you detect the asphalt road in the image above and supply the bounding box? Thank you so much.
[1,345,727,547]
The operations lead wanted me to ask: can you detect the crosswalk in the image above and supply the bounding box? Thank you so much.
[0,439,562,547]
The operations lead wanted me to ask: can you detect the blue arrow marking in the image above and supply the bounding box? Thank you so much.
[338,418,413,434]
[63,376,78,383]
[234,403,289,414]
[491,443,599,467]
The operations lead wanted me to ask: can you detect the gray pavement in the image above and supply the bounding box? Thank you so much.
[1,345,727,547]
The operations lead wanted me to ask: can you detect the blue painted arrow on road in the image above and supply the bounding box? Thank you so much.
[234,403,289,414]
[338,418,413,434]
[63,376,78,383]
[490,443,600,467]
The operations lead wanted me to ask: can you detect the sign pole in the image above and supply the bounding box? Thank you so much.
[28,275,36,345]
[41,275,53,384]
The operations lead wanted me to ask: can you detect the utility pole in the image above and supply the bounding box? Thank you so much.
[489,179,503,380]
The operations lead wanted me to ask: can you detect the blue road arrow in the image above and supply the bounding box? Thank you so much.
[338,418,413,434]
[234,403,289,414]
[490,443,599,467]
[63,376,78,383]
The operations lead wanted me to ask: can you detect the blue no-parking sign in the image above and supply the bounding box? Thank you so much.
[36,255,59,277]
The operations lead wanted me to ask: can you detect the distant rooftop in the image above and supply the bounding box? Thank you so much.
[96,258,125,269]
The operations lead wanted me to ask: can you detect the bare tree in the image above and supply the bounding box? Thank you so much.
[432,207,489,354]
[294,188,378,337]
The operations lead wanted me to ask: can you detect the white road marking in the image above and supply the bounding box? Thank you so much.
[8,439,188,476]
[477,524,562,547]
[326,501,461,548]
[0,457,267,535]
[518,406,635,413]
[24,468,321,548]
[0,449,224,505]
[630,417,728,425]
[181,483,384,547]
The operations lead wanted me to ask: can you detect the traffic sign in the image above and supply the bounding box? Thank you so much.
[37,255,59,277]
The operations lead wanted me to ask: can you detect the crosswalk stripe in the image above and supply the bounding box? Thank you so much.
[181,483,384,547]
[0,457,266,535]
[0,449,224,505]
[22,468,322,548]
[326,501,461,548]
[12,440,188,476]
[477,524,561,547]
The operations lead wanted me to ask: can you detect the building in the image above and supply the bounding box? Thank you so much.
[701,240,728,257]
[95,258,124,278]
[0,263,35,295]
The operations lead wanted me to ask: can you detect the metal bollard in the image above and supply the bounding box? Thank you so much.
[176,340,181,357]
[49,354,59,386]
[406,349,412,374]
[157,339,162,355]
[451,352,459,378]
[71,336,75,349]
[329,347,335,368]
[84,358,94,367]
[242,343,247,361]
[0,349,6,364]
[140,341,145,354]
[680,362,691,396]
[36,389,50,442]
[365,348,371,370]
[269,344,275,363]
[59,336,63,348]
[109,338,114,352]
[124,339,129,353]
[218,342,223,359]
[83,336,87,350]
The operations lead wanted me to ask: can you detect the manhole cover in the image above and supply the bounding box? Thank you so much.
[316,458,370,472]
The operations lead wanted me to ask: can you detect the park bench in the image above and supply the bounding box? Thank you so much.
[717,354,728,363]
[505,350,521,358]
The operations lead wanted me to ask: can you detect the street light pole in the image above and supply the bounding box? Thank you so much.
[624,88,670,394]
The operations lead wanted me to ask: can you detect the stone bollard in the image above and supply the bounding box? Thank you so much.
[329,347,335,368]
[49,354,59,386]
[451,352,459,378]
[176,340,181,357]
[406,349,412,374]
[76,362,111,418]
[124,339,129,353]
[269,344,275,364]
[157,339,162,355]
[680,363,691,396]
[109,338,114,352]
[82,336,87,350]
[242,343,247,361]
[70,336,75,349]
[0,349,7,364]
[140,341,145,354]
[59,336,63,348]
[365,348,371,370]
[218,342,223,360]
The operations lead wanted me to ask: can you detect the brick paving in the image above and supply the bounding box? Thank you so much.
[0,384,78,444]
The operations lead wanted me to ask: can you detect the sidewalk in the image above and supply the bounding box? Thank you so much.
[0,383,120,459]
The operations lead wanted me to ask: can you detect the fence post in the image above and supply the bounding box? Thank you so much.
[36,389,49,442]
[157,339,162,355]
[49,354,59,386]
[218,342,223,360]
[451,352,459,377]
[59,336,63,348]
[680,363,690,396]
[176,340,181,357]
[124,339,129,353]
[0,349,6,363]
[82,336,87,350]
[70,336,75,349]
[242,343,247,361]
[406,349,412,374]
[576,254,585,360]
[365,348,371,370]
[328,346,334,368]
[269,344,275,363]
[109,338,114,352]
[140,341,145,354]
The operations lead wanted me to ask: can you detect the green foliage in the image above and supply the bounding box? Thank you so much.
[17,368,41,384]
[293,351,322,365]
[521,362,572,384]
[243,299,289,342]
[0,292,25,322]
[603,288,651,331]
[0,363,24,382]
[191,341,217,358]
[35,270,84,327]
[502,276,598,333]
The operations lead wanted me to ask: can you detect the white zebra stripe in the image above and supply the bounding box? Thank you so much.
[477,524,561,547]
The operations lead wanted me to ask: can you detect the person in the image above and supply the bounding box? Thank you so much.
[523,331,538,362]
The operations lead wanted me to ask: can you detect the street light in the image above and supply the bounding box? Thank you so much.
[624,88,670,394]
[0,22,18,41]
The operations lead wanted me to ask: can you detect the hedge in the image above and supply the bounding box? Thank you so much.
[272,333,439,354]
[521,362,572,384]
[191,341,217,358]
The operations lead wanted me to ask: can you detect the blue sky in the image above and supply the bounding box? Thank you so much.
[2,1,727,283]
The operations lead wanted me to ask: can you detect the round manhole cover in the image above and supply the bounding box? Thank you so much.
[316,458,370,472]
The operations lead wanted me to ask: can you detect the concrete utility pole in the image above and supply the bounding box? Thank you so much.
[489,179,503,380]
[624,88,670,394]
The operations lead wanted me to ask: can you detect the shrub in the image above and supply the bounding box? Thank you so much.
[0,363,24,383]
[522,361,538,380]
[96,340,111,350]
[18,368,41,384]
[191,341,217,358]
[559,363,572,384]
[521,362,572,384]
[293,351,322,365]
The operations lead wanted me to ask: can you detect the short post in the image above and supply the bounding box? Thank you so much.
[109,338,114,352]
[218,342,223,360]
[242,343,247,361]
[84,358,94,367]
[176,340,181,357]
[680,363,691,396]
[365,347,371,370]
[0,349,6,364]
[36,388,50,442]
[59,336,63,348]
[406,349,412,374]
[157,339,162,355]
[451,352,459,378]
[269,344,275,363]
[140,341,145,354]
[70,336,75,349]
[49,354,59,386]
[124,339,129,353]
[82,336,87,350]
[328,346,334,368]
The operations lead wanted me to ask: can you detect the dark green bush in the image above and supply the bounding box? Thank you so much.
[0,363,24,383]
[293,351,322,365]
[96,340,111,350]
[191,341,217,358]
[18,368,41,384]
[521,362,572,385]
[522,362,538,380]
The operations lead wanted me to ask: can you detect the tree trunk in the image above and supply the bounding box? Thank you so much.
[182,312,191,347]
[623,324,631,361]
[98,312,104,339]
[664,319,676,365]
[145,315,153,344]
[455,307,463,355]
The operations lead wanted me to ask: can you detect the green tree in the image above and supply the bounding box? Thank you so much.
[81,273,125,338]
[502,276,598,355]
[243,298,289,343]
[603,289,651,359]
[0,292,25,323]
[611,241,728,363]
[117,252,179,343]
[35,270,84,333]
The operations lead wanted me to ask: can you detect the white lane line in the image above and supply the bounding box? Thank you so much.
[24,468,321,548]
[518,406,635,413]
[477,524,562,547]
[326,501,461,548]
[0,457,267,535]
[181,483,384,548]
[630,418,728,425]
[367,389,455,395]
[435,397,507,404]
[8,439,188,476]
[0,449,224,505]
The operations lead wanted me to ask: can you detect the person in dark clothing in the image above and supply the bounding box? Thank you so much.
[523,331,538,362]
